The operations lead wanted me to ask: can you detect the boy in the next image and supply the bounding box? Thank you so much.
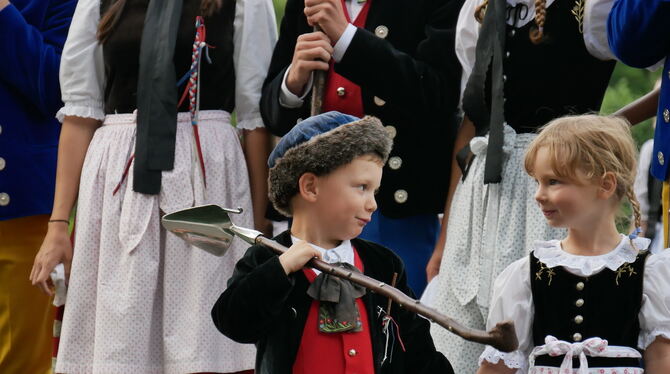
[211,112,454,374]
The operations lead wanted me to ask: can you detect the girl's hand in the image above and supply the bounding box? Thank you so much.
[644,336,670,373]
[30,223,73,295]
[279,241,322,275]
[426,249,442,282]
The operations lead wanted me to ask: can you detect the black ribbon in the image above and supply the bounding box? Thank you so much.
[306,263,366,333]
[461,0,508,184]
[134,0,184,194]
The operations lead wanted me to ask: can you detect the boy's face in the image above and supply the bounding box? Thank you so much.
[313,155,383,241]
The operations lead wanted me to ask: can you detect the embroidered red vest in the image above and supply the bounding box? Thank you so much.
[321,0,373,118]
[292,248,375,374]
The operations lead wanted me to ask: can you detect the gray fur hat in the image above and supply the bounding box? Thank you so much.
[268,112,393,217]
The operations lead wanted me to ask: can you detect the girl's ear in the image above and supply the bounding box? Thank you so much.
[297,173,319,203]
[598,172,618,199]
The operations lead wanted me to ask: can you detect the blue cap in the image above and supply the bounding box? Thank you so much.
[268,111,360,168]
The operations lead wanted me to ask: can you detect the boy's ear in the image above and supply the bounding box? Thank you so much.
[298,172,319,202]
[598,172,617,199]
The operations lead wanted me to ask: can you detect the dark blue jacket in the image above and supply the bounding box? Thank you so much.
[608,0,670,181]
[0,0,76,220]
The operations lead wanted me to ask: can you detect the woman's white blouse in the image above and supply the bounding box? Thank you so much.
[480,235,670,372]
[455,0,616,101]
[57,0,277,130]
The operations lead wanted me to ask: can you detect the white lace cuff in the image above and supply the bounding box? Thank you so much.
[479,346,527,371]
[236,114,265,131]
[639,329,670,350]
[56,100,105,122]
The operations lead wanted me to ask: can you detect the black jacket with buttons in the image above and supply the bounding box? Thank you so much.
[212,231,455,374]
[260,0,464,218]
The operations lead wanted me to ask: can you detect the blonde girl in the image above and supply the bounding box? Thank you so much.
[477,114,670,373]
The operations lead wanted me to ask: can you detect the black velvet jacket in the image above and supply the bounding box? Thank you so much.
[212,231,454,374]
[260,0,464,218]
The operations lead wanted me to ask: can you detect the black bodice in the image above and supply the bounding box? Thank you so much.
[530,250,649,368]
[100,0,237,115]
[466,0,616,135]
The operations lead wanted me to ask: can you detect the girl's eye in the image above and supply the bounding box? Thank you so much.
[357,184,367,191]
[548,179,560,185]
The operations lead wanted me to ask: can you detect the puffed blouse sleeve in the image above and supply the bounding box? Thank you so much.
[454,0,480,105]
[638,249,670,349]
[232,0,277,130]
[56,0,106,122]
[479,256,534,373]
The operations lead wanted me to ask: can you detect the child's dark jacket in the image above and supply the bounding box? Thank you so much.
[212,231,454,374]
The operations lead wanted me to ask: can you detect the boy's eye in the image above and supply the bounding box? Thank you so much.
[548,179,560,185]
[357,184,367,191]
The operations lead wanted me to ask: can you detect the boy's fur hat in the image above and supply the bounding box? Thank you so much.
[268,112,393,217]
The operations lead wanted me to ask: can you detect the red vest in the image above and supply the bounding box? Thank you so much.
[321,0,373,118]
[292,248,375,374]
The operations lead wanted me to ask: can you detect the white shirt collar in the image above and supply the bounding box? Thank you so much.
[533,234,651,277]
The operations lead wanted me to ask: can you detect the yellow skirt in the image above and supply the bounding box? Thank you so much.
[0,215,53,374]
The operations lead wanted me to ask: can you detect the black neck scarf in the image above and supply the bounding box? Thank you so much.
[461,0,507,184]
[134,0,184,194]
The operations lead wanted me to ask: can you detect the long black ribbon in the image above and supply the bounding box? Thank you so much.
[134,0,184,194]
[461,0,507,184]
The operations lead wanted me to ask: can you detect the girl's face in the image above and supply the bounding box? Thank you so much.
[531,147,612,229]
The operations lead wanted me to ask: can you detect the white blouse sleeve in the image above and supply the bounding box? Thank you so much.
[57,0,105,122]
[479,256,534,372]
[454,0,480,106]
[233,0,277,130]
[582,0,616,61]
[639,250,670,349]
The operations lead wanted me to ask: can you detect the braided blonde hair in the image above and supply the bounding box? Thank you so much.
[475,0,548,44]
[529,0,547,44]
[524,115,643,249]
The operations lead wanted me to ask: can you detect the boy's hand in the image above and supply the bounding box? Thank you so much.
[286,32,333,96]
[279,241,322,275]
[304,0,348,43]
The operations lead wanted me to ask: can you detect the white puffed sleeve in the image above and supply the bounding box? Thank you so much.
[233,0,277,130]
[582,0,616,61]
[56,0,105,122]
[638,249,670,349]
[479,256,534,372]
[454,0,480,106]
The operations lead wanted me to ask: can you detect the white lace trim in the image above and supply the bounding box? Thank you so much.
[638,329,670,350]
[479,346,527,370]
[532,235,651,277]
[56,101,106,122]
[236,114,265,131]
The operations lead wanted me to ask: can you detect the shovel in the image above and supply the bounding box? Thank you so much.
[161,204,519,352]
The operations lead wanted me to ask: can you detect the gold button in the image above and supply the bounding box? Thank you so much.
[574,315,584,324]
[0,192,9,206]
[506,51,510,58]
[576,282,584,291]
[573,332,583,342]
[374,25,389,39]
[664,109,670,123]
[394,189,408,204]
[503,75,507,82]
[659,151,665,166]
[575,298,584,307]
[385,125,397,139]
[510,29,516,37]
[388,156,402,170]
[348,349,357,357]
[0,157,5,171]
[337,87,346,97]
[374,96,386,106]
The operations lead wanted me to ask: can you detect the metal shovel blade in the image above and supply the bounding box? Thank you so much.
[161,205,239,257]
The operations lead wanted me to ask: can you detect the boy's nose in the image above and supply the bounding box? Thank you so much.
[366,195,378,212]
[534,186,546,203]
